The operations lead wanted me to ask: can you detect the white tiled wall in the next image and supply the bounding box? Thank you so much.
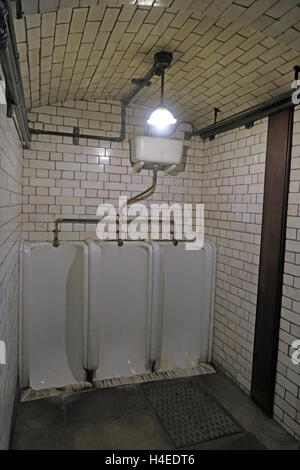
[23,101,268,396]
[23,99,203,241]
[0,105,23,449]
[20,98,300,441]
[202,119,268,393]
[274,106,300,441]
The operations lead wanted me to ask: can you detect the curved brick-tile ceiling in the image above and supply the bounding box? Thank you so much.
[14,0,300,127]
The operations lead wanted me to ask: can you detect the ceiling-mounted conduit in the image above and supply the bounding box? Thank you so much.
[29,55,163,145]
[0,0,30,148]
[30,102,127,144]
[28,84,145,144]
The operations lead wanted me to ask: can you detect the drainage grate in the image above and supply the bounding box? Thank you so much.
[142,380,242,448]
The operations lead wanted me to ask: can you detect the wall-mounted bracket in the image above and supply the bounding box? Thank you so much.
[14,0,24,19]
[245,121,254,129]
[73,126,79,145]
[292,65,300,91]
[190,90,294,141]
[184,131,192,140]
[131,78,151,87]
[214,107,221,123]
[7,101,14,118]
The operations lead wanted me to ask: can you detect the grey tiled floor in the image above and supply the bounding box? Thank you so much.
[11,372,299,450]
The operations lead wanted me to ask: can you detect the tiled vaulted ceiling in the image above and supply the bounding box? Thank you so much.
[14,0,300,127]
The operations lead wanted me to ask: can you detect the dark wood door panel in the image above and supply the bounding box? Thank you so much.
[251,107,294,416]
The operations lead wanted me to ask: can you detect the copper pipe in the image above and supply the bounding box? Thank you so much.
[126,167,158,207]
[52,214,178,248]
[53,218,101,247]
[126,179,156,206]
[117,168,158,246]
[119,167,158,220]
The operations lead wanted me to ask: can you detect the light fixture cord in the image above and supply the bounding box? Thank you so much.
[160,68,165,106]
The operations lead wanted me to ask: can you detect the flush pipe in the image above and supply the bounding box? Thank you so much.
[52,167,180,248]
[51,168,181,248]
[51,168,179,247]
[126,167,158,206]
[117,167,178,247]
[117,167,158,247]
[52,169,158,248]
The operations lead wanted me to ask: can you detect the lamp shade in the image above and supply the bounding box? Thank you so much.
[147,106,177,130]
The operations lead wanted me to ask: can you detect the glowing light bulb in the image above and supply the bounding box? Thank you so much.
[147,106,177,130]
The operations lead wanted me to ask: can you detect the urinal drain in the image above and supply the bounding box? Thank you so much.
[142,380,242,448]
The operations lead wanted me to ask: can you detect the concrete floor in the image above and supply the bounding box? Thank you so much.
[11,371,299,450]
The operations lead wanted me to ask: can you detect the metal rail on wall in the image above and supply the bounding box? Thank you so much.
[186,90,296,141]
[0,0,30,148]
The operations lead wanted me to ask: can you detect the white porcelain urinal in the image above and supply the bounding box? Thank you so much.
[87,241,153,380]
[21,242,88,390]
[156,241,215,371]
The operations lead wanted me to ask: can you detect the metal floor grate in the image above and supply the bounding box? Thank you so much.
[142,380,242,448]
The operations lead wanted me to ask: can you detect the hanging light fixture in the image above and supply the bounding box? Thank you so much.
[147,52,177,131]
